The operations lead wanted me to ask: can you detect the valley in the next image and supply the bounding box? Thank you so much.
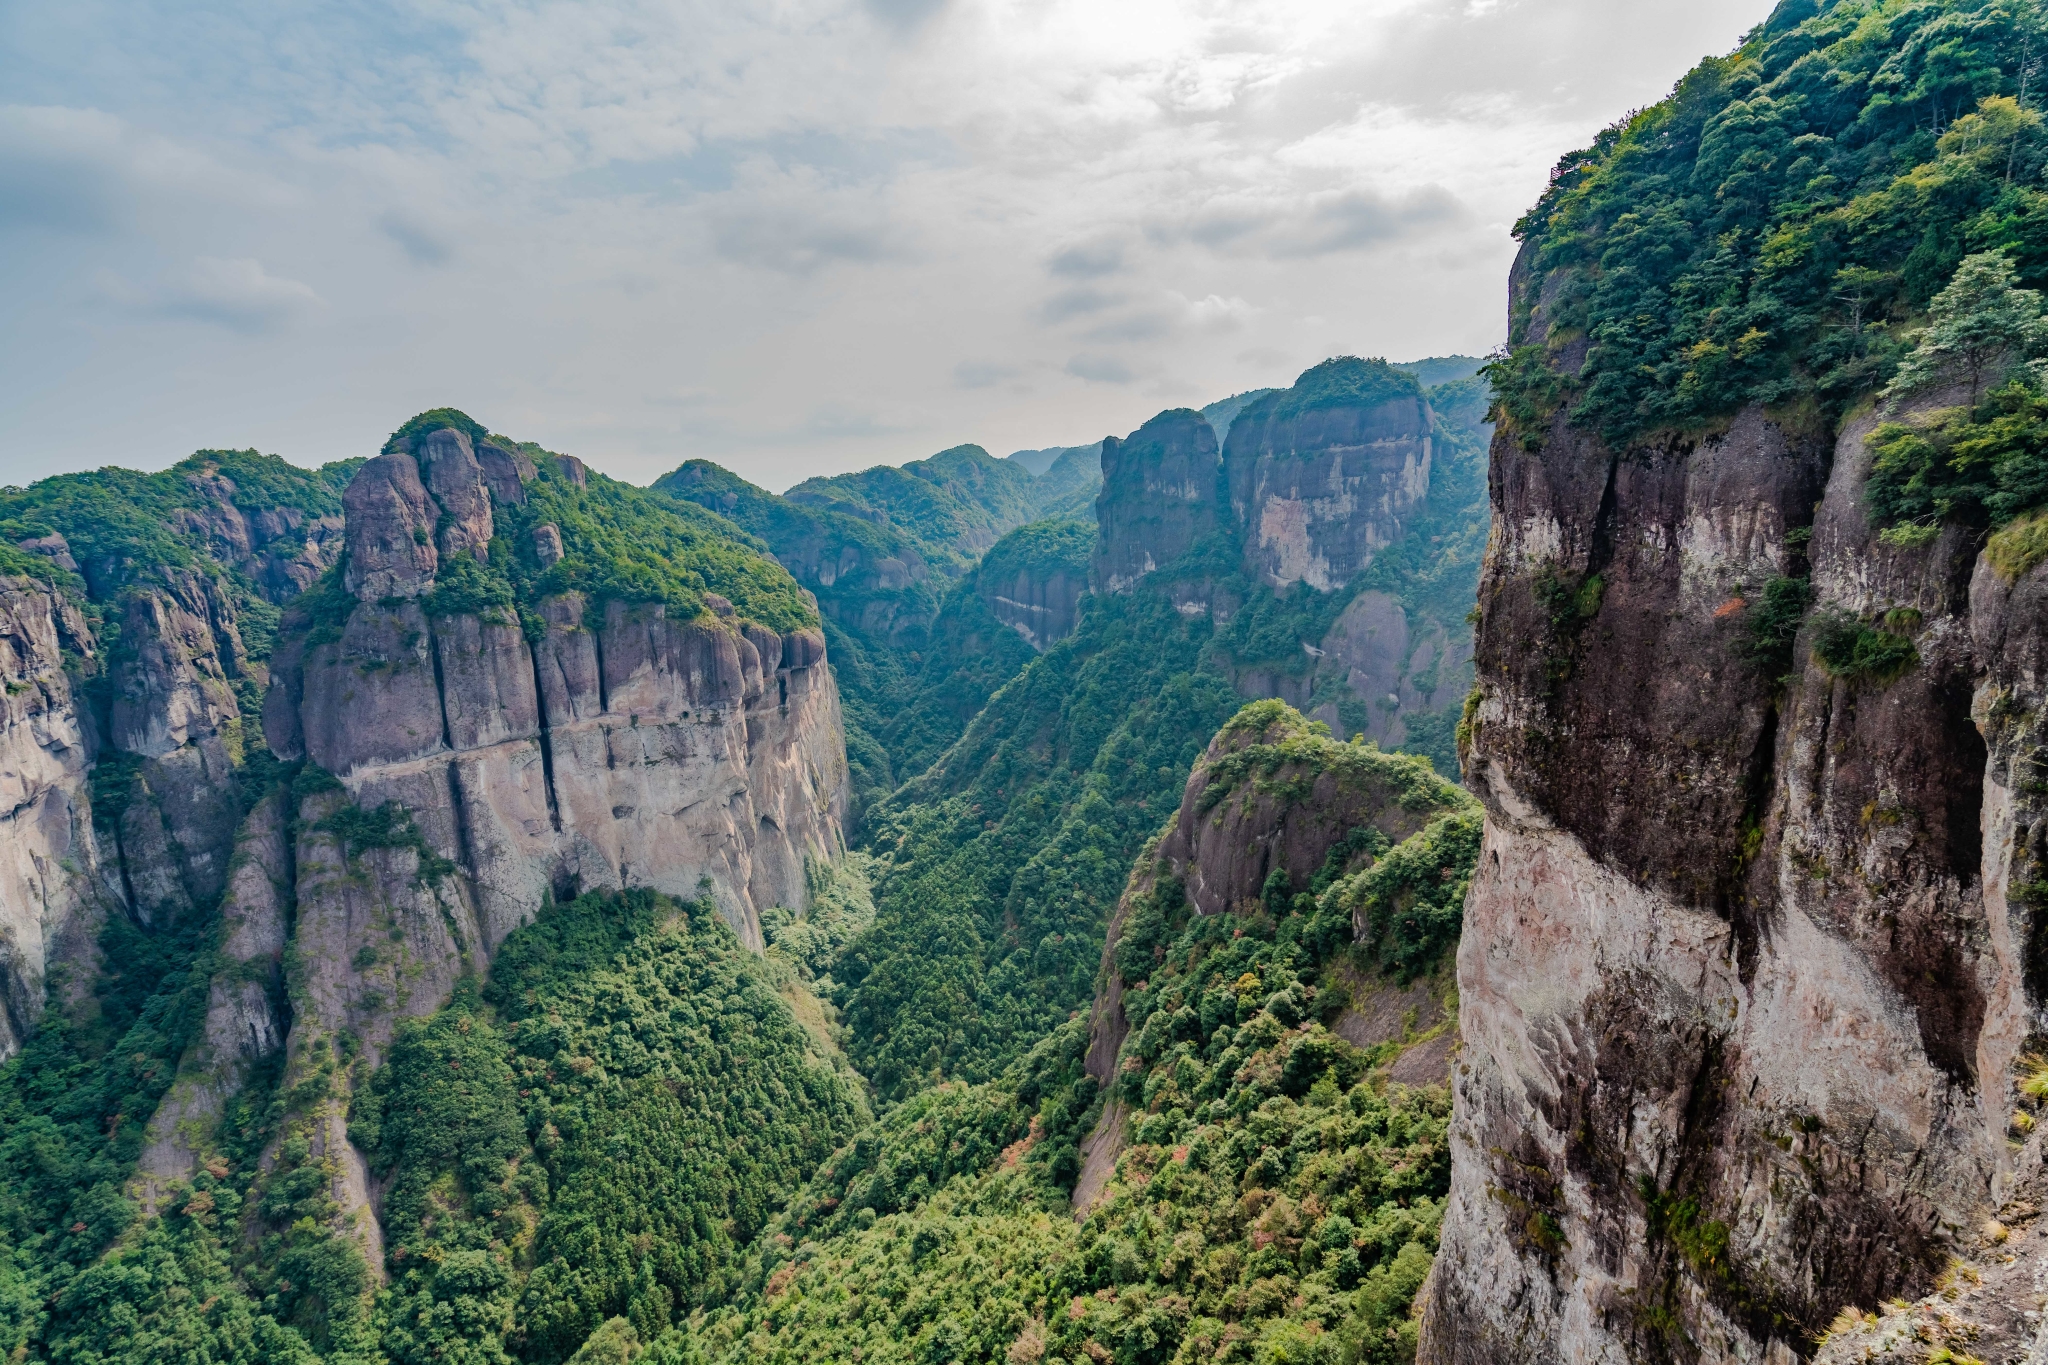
[3,1,2048,1362]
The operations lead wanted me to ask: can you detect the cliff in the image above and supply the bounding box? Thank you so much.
[1090,360,1488,775]
[0,574,101,1057]
[1223,360,1435,592]
[1422,3,2048,1358]
[102,416,852,1278]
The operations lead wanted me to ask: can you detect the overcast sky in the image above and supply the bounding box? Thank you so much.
[1,0,1779,492]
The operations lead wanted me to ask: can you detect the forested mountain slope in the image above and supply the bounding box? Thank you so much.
[0,358,1493,1365]
[649,701,1479,1365]
[829,356,1490,1114]
[0,411,853,1365]
[1425,1,2048,1360]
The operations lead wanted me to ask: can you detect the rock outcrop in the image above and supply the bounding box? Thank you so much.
[0,577,103,1060]
[1093,409,1225,594]
[976,519,1094,652]
[1090,360,1479,759]
[135,422,855,1265]
[1075,703,1474,1212]
[1223,362,1435,591]
[1421,347,2047,1357]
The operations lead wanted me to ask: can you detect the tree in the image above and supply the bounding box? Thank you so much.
[1887,252,2048,405]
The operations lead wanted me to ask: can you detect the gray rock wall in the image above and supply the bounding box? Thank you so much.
[1420,382,2044,1361]
[1093,409,1225,594]
[0,578,104,1061]
[134,426,853,1266]
[1223,390,1434,592]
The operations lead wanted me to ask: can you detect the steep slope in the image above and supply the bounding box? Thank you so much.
[0,411,854,1365]
[874,518,1095,782]
[832,361,1488,1105]
[0,450,359,1059]
[1424,3,2048,1361]
[784,443,1039,567]
[652,702,1479,1365]
[1091,357,1490,778]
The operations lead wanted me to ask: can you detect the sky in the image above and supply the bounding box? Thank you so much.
[1,0,1780,492]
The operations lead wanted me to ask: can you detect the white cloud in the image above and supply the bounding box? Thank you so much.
[0,0,1780,487]
[99,256,323,332]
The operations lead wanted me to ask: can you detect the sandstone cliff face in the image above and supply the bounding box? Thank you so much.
[1093,409,1226,594]
[1422,378,2044,1360]
[0,577,102,1060]
[105,569,257,926]
[1091,362,1479,762]
[157,425,855,1262]
[1223,379,1434,592]
[981,560,1086,650]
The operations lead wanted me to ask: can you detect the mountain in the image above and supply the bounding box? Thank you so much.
[0,410,858,1362]
[666,700,1478,1365]
[1390,356,1485,388]
[1002,444,1073,477]
[1421,3,2048,1361]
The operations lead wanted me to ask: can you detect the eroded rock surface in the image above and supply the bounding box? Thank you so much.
[1223,375,1435,592]
[1094,409,1226,594]
[0,577,103,1060]
[187,425,852,1265]
[1421,373,2046,1360]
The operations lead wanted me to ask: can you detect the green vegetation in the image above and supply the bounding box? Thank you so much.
[1489,0,2048,449]
[1865,252,2048,541]
[1738,575,1815,679]
[7,887,866,1365]
[1244,357,1425,427]
[840,586,1243,1101]
[875,519,1095,781]
[490,448,816,636]
[386,410,490,453]
[784,445,1039,569]
[0,449,353,601]
[654,702,1477,1365]
[1809,609,1920,682]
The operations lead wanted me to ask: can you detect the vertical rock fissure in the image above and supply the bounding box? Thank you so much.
[592,620,610,714]
[527,645,563,832]
[108,797,142,925]
[428,617,456,752]
[277,789,302,1044]
[1731,701,1781,981]
[445,760,477,885]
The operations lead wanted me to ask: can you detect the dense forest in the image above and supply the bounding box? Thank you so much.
[16,0,2048,1359]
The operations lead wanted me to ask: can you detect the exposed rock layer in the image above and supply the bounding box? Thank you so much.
[1421,374,2046,1360]
[148,426,855,1266]
[0,578,102,1059]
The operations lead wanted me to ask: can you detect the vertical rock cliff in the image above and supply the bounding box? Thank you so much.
[1089,358,1485,768]
[1416,1,2048,1355]
[0,576,102,1059]
[125,418,851,1276]
[1425,373,2040,1363]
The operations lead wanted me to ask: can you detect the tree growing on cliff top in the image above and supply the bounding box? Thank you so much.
[1886,251,2048,405]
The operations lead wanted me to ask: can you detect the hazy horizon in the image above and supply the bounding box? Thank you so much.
[3,0,1777,490]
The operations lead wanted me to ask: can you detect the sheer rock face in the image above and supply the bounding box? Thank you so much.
[342,453,441,599]
[136,789,293,1197]
[1420,378,2042,1361]
[158,424,851,1268]
[107,570,254,923]
[162,466,344,601]
[1223,390,1434,591]
[1094,409,1225,594]
[0,578,103,1062]
[982,563,1086,650]
[1162,716,1440,918]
